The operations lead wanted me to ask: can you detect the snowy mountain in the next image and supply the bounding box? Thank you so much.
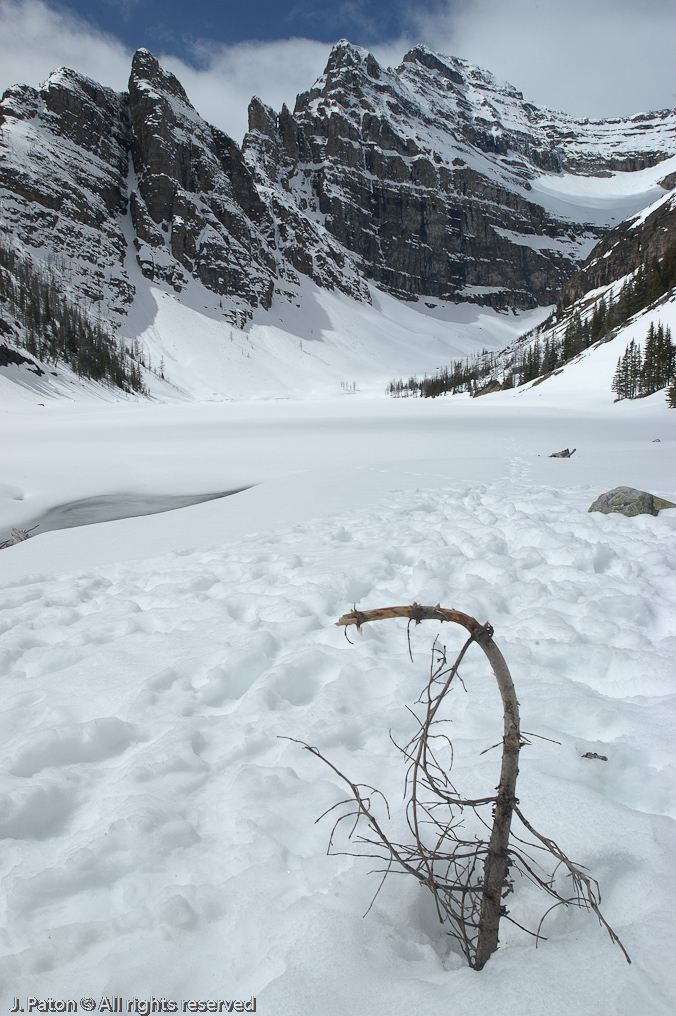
[1,40,676,402]
[2,42,676,322]
[245,41,676,308]
[561,182,676,305]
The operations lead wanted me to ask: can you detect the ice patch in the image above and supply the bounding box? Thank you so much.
[2,490,249,543]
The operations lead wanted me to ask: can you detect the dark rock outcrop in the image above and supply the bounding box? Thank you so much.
[0,69,134,317]
[244,41,676,309]
[588,486,676,516]
[127,49,276,311]
[0,342,43,374]
[561,193,676,305]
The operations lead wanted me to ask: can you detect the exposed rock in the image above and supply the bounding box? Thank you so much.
[581,752,608,761]
[0,68,135,320]
[246,40,676,308]
[128,49,277,313]
[588,486,676,516]
[550,447,576,458]
[473,379,503,397]
[1,41,676,335]
[561,192,676,306]
[0,343,44,374]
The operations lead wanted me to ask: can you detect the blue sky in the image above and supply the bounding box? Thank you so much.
[0,0,675,142]
[56,0,433,58]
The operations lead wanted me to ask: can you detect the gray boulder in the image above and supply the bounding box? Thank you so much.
[588,486,676,517]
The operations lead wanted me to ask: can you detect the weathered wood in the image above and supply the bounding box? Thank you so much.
[336,604,485,636]
[337,603,521,970]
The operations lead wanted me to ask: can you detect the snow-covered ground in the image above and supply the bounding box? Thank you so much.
[0,277,552,404]
[1,295,675,1013]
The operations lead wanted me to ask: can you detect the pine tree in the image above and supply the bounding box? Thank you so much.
[612,322,675,401]
[666,377,676,408]
[0,242,146,393]
[636,322,675,396]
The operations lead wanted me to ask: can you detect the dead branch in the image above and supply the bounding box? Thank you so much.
[297,603,632,969]
[337,603,520,968]
[0,524,38,550]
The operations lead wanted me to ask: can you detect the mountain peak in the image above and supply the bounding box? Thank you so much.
[401,45,465,86]
[324,38,381,80]
[130,48,192,107]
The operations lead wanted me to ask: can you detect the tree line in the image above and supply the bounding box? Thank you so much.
[388,350,502,398]
[390,236,676,399]
[612,322,676,402]
[0,243,146,393]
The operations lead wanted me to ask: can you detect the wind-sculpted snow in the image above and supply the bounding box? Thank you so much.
[0,480,674,1011]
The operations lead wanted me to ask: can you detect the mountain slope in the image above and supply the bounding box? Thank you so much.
[244,41,676,308]
[1,40,676,402]
[561,187,676,305]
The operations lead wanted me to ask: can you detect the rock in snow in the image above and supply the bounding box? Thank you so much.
[588,485,676,516]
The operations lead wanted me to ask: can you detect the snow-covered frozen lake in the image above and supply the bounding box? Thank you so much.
[1,384,675,1014]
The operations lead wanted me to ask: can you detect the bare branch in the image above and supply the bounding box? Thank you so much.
[288,605,630,969]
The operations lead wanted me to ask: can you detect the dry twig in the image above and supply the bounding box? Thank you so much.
[0,524,38,550]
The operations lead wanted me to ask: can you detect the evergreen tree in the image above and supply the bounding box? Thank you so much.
[666,377,676,408]
[612,322,675,400]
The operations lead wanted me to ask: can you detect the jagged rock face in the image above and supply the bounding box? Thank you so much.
[1,41,676,333]
[0,49,367,330]
[240,95,367,301]
[561,189,676,304]
[0,69,135,318]
[244,41,676,308]
[127,49,276,310]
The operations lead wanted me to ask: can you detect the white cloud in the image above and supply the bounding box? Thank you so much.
[0,0,131,93]
[408,0,676,118]
[160,39,331,142]
[0,0,330,142]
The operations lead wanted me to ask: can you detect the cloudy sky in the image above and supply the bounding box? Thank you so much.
[1,0,675,142]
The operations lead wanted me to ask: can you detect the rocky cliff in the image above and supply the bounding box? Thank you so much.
[0,67,134,321]
[244,42,676,309]
[560,184,676,305]
[1,40,675,331]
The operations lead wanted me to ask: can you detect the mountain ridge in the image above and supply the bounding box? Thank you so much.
[1,39,675,399]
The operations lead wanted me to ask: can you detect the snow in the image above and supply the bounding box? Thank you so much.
[491,225,597,258]
[1,321,675,1012]
[527,155,676,227]
[0,276,551,405]
[515,295,676,406]
[3,46,676,1010]
[628,187,676,229]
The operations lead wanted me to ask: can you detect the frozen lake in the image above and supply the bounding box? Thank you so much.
[1,388,674,581]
